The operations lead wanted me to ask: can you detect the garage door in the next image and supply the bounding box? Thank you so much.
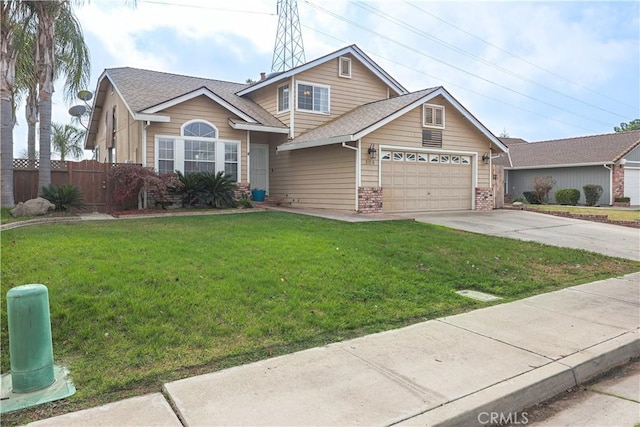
[381,151,473,212]
[624,168,640,205]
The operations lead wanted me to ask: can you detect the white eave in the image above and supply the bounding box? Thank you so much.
[228,119,289,134]
[278,135,355,152]
[133,113,170,122]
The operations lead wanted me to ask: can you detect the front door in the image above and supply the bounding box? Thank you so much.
[250,144,269,192]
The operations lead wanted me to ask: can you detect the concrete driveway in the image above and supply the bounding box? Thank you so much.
[405,210,640,261]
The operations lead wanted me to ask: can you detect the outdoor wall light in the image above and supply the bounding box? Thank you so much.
[482,153,490,163]
[368,144,377,159]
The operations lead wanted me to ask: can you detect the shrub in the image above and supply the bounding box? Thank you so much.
[533,176,556,203]
[554,188,580,205]
[614,197,630,202]
[41,184,85,211]
[173,171,203,207]
[523,191,541,204]
[199,171,236,208]
[109,164,181,209]
[583,184,603,206]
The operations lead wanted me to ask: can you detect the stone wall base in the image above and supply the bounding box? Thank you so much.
[358,186,383,213]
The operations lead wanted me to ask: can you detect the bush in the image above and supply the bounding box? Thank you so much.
[199,171,236,208]
[583,184,603,206]
[173,171,203,207]
[523,191,541,204]
[41,184,85,211]
[109,164,181,209]
[554,188,580,205]
[533,176,556,203]
[614,197,630,202]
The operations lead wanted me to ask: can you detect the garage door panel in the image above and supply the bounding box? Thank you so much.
[382,151,472,213]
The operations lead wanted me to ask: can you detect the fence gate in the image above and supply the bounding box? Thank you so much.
[68,160,110,212]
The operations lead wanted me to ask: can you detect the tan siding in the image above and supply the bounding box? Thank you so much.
[146,96,248,181]
[269,143,356,210]
[246,83,290,127]
[93,81,137,163]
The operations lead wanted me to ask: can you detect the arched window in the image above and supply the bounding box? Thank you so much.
[182,120,217,138]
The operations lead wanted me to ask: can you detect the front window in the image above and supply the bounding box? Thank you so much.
[155,120,240,180]
[297,82,329,114]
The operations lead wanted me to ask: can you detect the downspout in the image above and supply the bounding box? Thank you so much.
[603,164,613,205]
[142,121,150,167]
[246,130,251,185]
[342,141,359,211]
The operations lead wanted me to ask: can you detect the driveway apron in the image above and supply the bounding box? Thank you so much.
[406,210,640,261]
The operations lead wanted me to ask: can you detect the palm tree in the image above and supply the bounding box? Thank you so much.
[51,122,84,162]
[0,1,29,207]
[18,4,90,161]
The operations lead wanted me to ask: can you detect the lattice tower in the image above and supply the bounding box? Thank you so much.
[271,0,306,72]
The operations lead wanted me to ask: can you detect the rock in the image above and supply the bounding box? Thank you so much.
[11,197,55,217]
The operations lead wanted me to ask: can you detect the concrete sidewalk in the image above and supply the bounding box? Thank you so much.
[27,272,639,426]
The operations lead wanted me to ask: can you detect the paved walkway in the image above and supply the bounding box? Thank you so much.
[26,272,639,426]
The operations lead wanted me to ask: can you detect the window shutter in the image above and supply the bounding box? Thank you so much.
[105,110,113,148]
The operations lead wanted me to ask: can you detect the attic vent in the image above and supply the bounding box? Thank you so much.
[422,130,443,148]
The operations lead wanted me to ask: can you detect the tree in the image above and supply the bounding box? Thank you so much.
[51,122,84,161]
[0,1,28,207]
[614,119,640,133]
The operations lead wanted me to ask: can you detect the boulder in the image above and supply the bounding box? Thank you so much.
[11,197,55,217]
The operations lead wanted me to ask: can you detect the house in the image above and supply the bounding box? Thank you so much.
[500,130,640,205]
[85,45,508,213]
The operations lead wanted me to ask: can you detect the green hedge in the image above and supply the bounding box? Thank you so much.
[555,188,580,205]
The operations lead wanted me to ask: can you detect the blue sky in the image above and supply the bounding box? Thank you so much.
[13,0,640,158]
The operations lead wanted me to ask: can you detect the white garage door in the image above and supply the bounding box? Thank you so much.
[381,151,473,212]
[624,168,640,205]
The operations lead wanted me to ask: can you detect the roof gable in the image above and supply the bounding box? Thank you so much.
[505,130,640,169]
[237,45,408,97]
[279,87,508,153]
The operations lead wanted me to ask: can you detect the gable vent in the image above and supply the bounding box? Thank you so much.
[422,130,443,148]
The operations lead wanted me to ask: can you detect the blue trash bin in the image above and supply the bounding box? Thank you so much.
[251,189,266,202]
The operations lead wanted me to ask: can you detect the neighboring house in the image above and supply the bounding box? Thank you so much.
[85,44,508,213]
[499,130,640,205]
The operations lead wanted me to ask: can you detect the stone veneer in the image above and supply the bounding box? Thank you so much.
[612,164,625,200]
[234,182,250,200]
[475,187,494,211]
[358,186,383,213]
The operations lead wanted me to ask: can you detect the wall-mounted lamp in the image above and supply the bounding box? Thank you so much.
[368,144,377,159]
[481,153,490,163]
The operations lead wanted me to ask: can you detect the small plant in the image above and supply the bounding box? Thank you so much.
[512,197,527,203]
[523,191,541,204]
[533,176,556,204]
[41,184,85,211]
[583,184,603,206]
[199,171,236,208]
[235,192,254,208]
[555,188,580,205]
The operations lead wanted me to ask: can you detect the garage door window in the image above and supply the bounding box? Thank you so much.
[429,154,439,163]
[393,152,404,161]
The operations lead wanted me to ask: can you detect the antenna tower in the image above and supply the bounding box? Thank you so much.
[271,0,305,72]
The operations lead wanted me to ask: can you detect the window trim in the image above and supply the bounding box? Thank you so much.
[276,83,290,114]
[154,135,241,180]
[296,80,330,114]
[423,103,445,129]
[338,56,352,78]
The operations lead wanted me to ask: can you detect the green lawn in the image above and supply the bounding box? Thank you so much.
[528,205,640,221]
[1,211,638,424]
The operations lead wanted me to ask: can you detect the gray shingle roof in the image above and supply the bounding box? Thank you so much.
[504,130,640,168]
[281,87,439,147]
[105,67,286,129]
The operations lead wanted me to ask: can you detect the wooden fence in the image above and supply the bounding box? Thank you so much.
[12,159,126,213]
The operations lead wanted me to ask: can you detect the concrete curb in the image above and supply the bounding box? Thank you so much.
[396,330,639,426]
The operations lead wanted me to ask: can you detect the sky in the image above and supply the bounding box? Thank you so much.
[12,0,640,158]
